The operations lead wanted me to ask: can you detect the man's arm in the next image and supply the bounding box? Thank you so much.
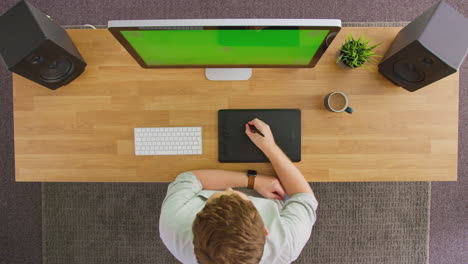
[192,170,286,200]
[245,119,313,195]
[245,119,316,261]
[264,145,313,195]
[191,170,248,190]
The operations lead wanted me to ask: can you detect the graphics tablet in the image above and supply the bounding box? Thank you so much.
[218,109,301,163]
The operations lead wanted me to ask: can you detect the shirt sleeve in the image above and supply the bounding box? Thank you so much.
[161,171,202,213]
[280,192,318,261]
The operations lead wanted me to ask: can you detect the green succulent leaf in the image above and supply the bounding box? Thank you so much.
[337,35,381,68]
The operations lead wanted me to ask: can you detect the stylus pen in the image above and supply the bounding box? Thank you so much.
[249,125,265,137]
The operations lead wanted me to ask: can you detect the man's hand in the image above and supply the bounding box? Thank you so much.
[245,118,277,155]
[254,174,286,200]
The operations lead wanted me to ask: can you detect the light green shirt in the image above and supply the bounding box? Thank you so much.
[159,172,318,264]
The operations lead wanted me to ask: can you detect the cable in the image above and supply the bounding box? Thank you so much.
[82,24,97,29]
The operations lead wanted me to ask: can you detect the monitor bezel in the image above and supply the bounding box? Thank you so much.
[108,19,341,69]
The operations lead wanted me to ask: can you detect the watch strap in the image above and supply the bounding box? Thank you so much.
[247,170,257,189]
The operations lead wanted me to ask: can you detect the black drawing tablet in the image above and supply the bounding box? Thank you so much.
[218,109,301,163]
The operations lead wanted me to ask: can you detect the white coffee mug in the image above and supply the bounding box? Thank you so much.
[324,91,353,114]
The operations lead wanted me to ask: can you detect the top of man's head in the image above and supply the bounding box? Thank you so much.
[192,193,266,264]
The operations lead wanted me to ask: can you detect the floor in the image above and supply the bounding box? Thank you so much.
[0,1,466,264]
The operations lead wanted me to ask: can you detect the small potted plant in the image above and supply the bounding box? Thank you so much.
[336,35,381,69]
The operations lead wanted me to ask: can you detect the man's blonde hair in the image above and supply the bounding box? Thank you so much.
[192,193,265,264]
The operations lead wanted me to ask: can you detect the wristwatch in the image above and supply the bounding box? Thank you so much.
[247,170,257,189]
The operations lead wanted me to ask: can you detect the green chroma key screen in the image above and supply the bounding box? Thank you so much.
[121,29,329,66]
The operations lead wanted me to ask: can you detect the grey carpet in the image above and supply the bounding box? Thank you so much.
[0,67,43,264]
[43,182,429,264]
[1,1,467,264]
[42,183,179,264]
[295,183,429,264]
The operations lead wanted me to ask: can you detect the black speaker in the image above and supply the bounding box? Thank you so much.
[378,1,468,92]
[0,0,86,90]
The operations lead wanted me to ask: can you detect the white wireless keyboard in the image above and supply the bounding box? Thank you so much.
[134,127,202,156]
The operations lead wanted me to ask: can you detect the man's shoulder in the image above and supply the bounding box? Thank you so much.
[159,172,206,264]
[172,171,199,183]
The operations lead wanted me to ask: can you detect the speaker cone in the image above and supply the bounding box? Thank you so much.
[40,58,73,81]
[393,61,425,83]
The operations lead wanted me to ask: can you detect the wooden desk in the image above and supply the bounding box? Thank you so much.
[13,28,458,182]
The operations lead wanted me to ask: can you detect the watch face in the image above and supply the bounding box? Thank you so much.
[247,170,257,176]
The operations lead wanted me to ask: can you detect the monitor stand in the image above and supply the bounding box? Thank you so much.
[205,68,252,81]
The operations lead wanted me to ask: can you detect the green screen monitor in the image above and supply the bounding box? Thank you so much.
[108,19,341,80]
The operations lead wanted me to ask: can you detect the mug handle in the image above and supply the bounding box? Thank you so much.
[345,107,353,114]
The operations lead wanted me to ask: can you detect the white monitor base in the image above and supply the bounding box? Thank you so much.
[205,68,252,81]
